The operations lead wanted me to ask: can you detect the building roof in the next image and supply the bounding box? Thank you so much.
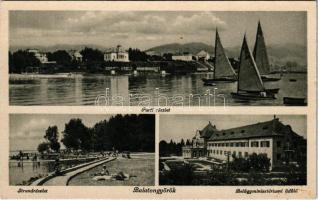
[208,118,303,141]
[199,121,218,139]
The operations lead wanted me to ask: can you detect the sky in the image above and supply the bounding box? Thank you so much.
[159,115,307,142]
[9,114,112,151]
[9,11,306,50]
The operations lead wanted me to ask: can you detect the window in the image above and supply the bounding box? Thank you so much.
[246,142,249,147]
[244,152,248,157]
[222,143,225,147]
[277,141,281,148]
[232,151,236,157]
[226,143,229,147]
[238,152,242,158]
[220,150,223,155]
[223,132,226,136]
[241,130,245,133]
[235,143,240,147]
[216,150,219,154]
[251,141,259,147]
[231,132,234,135]
[261,141,270,147]
[277,153,281,160]
[230,143,234,147]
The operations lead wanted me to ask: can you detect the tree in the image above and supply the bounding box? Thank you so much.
[37,142,50,154]
[247,153,271,172]
[80,47,104,63]
[44,126,60,152]
[180,139,185,146]
[47,50,73,70]
[10,50,40,73]
[128,48,148,62]
[61,118,91,151]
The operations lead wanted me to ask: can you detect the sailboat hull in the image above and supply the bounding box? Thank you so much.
[261,75,281,82]
[246,88,280,94]
[231,92,275,100]
[202,77,237,84]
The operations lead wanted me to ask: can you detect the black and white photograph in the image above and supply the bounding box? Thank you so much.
[9,11,307,106]
[9,114,155,186]
[159,115,307,185]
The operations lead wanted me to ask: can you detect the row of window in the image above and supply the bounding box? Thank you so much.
[208,149,249,158]
[208,141,270,148]
[208,149,269,159]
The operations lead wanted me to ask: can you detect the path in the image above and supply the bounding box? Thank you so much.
[32,157,116,186]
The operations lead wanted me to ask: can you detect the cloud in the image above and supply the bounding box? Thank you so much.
[11,118,49,139]
[10,11,227,40]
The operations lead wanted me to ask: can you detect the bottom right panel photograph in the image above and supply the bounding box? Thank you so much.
[159,114,307,186]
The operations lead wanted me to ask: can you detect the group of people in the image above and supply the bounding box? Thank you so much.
[97,165,128,180]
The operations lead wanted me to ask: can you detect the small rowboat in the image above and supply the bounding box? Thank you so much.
[283,97,306,106]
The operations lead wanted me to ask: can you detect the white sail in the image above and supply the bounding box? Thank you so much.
[238,35,265,92]
[214,29,236,79]
[253,21,270,75]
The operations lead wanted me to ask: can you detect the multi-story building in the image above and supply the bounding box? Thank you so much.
[104,48,129,62]
[182,117,306,169]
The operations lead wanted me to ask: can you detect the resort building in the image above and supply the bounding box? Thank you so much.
[172,52,193,61]
[27,49,49,63]
[68,50,83,62]
[182,117,306,169]
[104,48,129,62]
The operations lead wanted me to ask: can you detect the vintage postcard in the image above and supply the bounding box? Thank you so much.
[0,1,316,199]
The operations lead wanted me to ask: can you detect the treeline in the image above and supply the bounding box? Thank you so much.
[159,139,192,157]
[37,114,155,153]
[9,47,163,73]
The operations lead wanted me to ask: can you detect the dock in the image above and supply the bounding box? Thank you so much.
[30,157,116,186]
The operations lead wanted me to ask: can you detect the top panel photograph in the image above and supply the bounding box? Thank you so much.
[9,11,307,106]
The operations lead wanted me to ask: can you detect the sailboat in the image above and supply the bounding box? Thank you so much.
[231,35,276,100]
[202,29,237,85]
[253,21,281,82]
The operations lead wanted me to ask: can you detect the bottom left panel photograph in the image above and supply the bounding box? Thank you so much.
[9,114,155,186]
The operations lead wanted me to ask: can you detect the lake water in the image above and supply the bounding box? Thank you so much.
[9,73,307,106]
[9,160,54,185]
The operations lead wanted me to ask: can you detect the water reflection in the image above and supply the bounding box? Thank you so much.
[9,73,307,106]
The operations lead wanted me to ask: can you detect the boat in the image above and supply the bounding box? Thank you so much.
[202,29,237,85]
[283,97,307,106]
[253,21,281,82]
[231,35,275,100]
[261,75,281,82]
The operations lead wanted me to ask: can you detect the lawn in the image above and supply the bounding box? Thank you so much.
[68,154,155,186]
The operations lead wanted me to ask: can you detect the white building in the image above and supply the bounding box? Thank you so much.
[28,49,48,63]
[172,53,193,62]
[104,49,129,62]
[183,117,306,170]
[68,50,83,62]
[196,50,211,61]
